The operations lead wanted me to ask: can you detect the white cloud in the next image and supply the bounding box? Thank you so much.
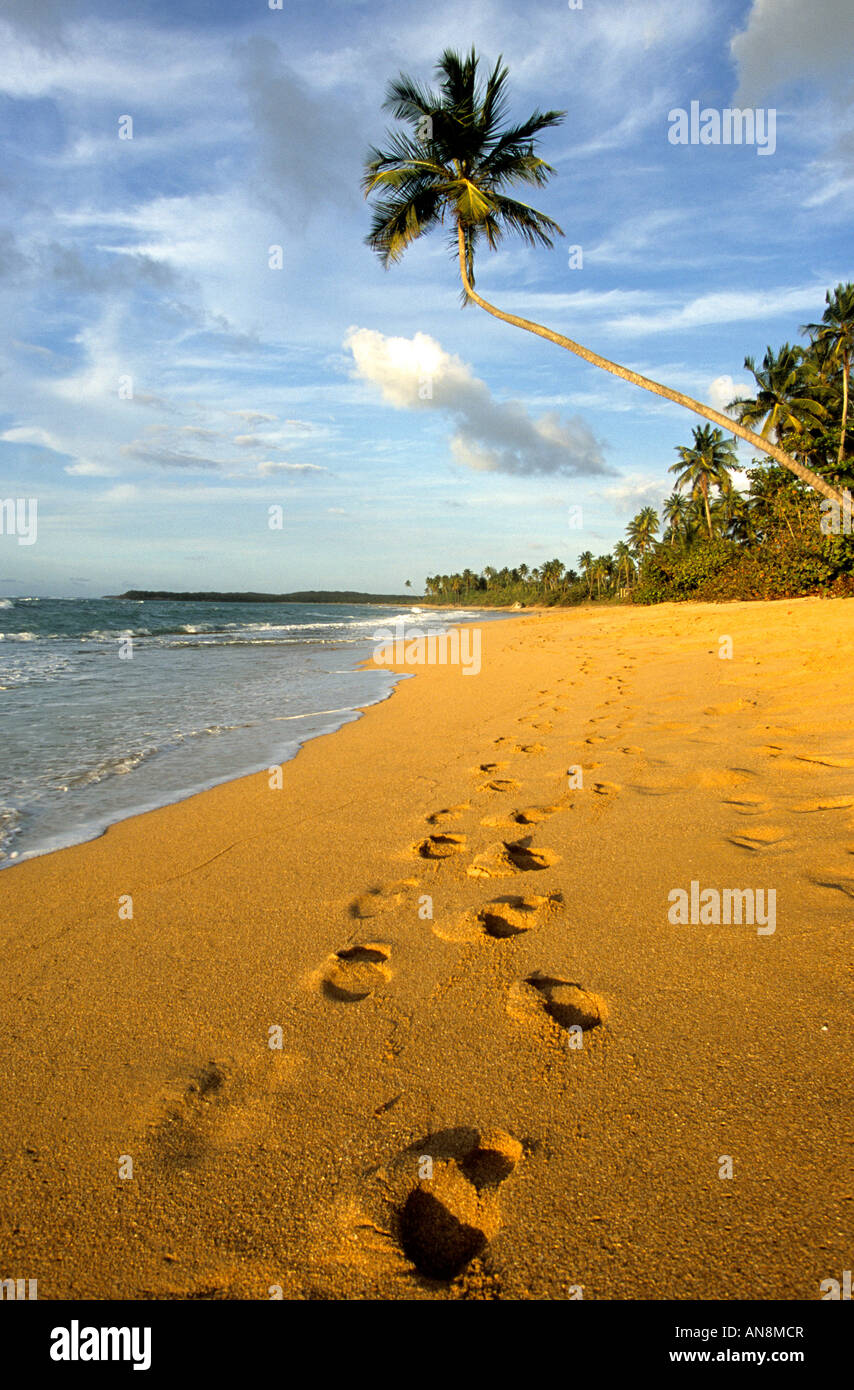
[64,461,118,477]
[603,474,668,513]
[608,284,833,336]
[0,424,65,451]
[344,327,611,478]
[708,375,751,416]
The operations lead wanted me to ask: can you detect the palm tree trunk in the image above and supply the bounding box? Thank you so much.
[838,349,849,467]
[455,224,844,505]
[701,478,713,538]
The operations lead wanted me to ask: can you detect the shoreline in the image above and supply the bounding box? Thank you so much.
[1,597,851,1299]
[0,605,499,871]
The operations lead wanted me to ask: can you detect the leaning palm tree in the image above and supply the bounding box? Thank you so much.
[363,47,843,504]
[803,283,854,467]
[669,425,737,539]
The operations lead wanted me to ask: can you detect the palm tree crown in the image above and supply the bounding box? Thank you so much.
[363,48,565,289]
[729,345,826,444]
[626,506,660,558]
[669,425,738,538]
[364,48,843,504]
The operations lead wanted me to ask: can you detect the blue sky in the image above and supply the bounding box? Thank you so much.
[0,0,852,596]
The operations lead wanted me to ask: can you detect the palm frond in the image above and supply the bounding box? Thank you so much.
[366,188,444,264]
[491,194,564,247]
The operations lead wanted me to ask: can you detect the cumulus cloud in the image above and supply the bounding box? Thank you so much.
[708,375,751,416]
[344,328,611,478]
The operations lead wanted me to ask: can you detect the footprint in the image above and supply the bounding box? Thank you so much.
[320,943,391,1003]
[704,699,755,715]
[507,804,563,826]
[791,797,854,813]
[349,878,420,919]
[592,781,621,796]
[460,1130,524,1189]
[693,767,757,790]
[722,795,772,817]
[414,834,467,859]
[474,762,508,774]
[426,804,469,826]
[807,873,854,898]
[480,778,521,794]
[458,895,564,939]
[398,1175,489,1281]
[513,743,546,756]
[149,1062,228,1171]
[479,811,518,829]
[396,1129,521,1281]
[727,825,791,851]
[467,840,559,878]
[793,753,853,769]
[510,974,608,1032]
[187,1061,226,1099]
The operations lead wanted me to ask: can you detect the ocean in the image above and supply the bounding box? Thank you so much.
[0,597,497,867]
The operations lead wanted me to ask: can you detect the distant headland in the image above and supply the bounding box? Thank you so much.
[108,590,423,604]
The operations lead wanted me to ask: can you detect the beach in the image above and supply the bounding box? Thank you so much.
[0,597,851,1300]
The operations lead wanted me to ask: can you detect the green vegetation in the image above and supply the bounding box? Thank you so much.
[426,285,854,606]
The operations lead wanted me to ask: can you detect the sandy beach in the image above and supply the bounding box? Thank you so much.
[0,598,851,1300]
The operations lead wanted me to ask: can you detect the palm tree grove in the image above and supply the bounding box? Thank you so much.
[364,50,853,606]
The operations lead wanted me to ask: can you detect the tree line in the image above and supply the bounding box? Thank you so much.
[425,284,854,606]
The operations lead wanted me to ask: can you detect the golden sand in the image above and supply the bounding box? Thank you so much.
[0,598,851,1299]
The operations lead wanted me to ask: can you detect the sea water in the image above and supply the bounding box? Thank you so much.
[0,597,497,866]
